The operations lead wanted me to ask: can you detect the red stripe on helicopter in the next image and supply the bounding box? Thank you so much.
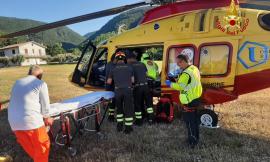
[141,0,238,24]
[234,69,270,95]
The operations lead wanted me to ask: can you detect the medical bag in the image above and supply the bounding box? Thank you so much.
[155,98,174,123]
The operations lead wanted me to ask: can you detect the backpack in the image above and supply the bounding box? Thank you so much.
[155,98,174,123]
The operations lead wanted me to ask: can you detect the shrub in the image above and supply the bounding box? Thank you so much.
[10,55,25,65]
[0,57,10,66]
[46,53,80,63]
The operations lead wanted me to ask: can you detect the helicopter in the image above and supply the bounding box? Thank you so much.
[1,0,270,127]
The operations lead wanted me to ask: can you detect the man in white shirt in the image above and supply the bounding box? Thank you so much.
[8,65,53,162]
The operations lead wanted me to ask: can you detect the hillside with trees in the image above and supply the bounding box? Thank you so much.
[85,7,151,43]
[0,16,84,49]
[1,6,151,65]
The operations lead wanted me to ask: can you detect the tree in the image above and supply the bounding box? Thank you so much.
[10,55,25,65]
[93,31,116,45]
[46,43,66,56]
[0,38,19,48]
[0,57,10,67]
[71,48,81,56]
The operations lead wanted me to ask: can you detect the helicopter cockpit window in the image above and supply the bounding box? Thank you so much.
[168,46,194,78]
[258,13,270,31]
[199,44,230,76]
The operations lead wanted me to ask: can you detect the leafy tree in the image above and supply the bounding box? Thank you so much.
[93,31,116,45]
[146,47,163,60]
[10,55,25,65]
[46,43,66,56]
[0,38,21,48]
[0,57,10,66]
[71,48,81,56]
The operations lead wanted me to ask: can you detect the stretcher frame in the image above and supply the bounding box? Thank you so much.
[48,97,111,156]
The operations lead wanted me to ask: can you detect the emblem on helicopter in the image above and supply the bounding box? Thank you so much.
[216,0,249,35]
[238,41,270,69]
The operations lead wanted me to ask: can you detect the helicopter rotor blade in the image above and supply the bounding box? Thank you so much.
[0,2,148,39]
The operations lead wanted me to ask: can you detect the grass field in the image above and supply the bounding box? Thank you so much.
[0,64,270,162]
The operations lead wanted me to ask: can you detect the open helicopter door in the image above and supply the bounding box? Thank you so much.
[84,46,109,90]
[164,36,240,105]
[71,40,109,91]
[71,41,96,88]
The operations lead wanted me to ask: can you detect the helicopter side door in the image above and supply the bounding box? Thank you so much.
[86,47,108,88]
[71,41,96,87]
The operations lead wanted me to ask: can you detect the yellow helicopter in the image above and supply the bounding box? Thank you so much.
[1,0,270,127]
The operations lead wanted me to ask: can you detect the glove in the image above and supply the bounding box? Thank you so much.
[165,80,171,87]
[44,117,54,126]
[168,72,174,78]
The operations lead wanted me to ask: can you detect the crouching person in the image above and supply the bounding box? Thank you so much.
[8,65,53,162]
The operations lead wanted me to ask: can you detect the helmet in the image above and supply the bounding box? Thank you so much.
[115,51,126,61]
[141,53,151,61]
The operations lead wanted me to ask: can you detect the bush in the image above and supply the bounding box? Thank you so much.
[46,53,80,63]
[0,55,25,67]
[10,55,25,65]
[0,57,10,66]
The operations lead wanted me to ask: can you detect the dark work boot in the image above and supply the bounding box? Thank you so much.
[108,115,115,122]
[117,122,124,132]
[134,119,143,126]
[124,126,133,134]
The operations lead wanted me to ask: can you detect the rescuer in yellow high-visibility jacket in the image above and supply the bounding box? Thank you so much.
[140,53,159,122]
[141,53,159,81]
[166,54,202,148]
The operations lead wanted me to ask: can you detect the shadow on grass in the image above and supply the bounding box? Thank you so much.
[0,109,270,162]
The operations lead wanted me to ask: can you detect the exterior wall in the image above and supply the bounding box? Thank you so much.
[3,47,19,57]
[0,42,47,66]
[19,42,47,66]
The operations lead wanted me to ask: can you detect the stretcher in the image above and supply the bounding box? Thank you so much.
[48,91,114,156]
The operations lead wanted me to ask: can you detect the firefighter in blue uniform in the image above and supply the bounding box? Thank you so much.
[105,53,116,122]
[127,52,154,125]
[107,51,135,134]
[166,54,202,148]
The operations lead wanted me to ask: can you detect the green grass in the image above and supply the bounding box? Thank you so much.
[0,64,87,104]
[0,65,270,162]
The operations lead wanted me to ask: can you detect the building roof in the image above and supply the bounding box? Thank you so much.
[0,41,46,50]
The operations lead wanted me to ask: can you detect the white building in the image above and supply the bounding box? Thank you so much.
[0,41,47,66]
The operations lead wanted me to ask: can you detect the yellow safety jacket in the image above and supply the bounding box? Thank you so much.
[171,65,202,104]
[141,60,159,80]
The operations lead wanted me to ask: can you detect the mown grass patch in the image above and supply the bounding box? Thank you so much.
[0,65,270,162]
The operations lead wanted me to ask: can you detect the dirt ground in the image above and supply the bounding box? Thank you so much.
[0,65,270,162]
